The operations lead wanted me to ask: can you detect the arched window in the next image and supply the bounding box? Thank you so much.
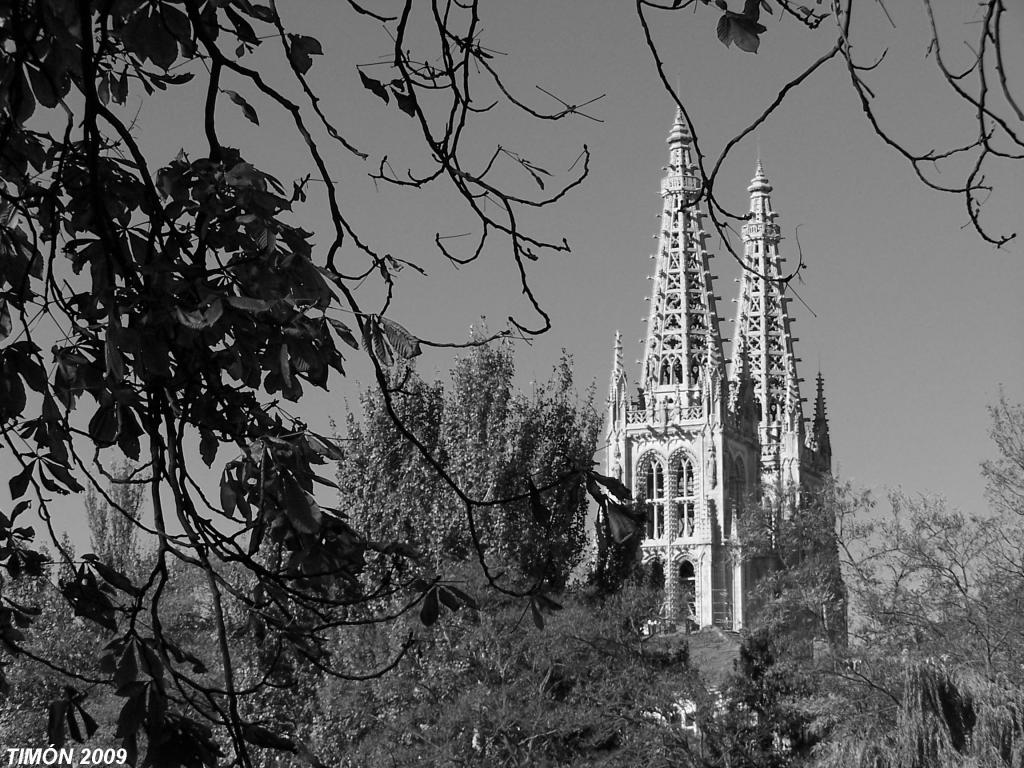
[679,561,696,624]
[671,454,696,538]
[640,458,666,540]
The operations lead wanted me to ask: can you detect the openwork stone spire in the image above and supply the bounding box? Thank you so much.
[641,110,725,397]
[731,162,804,466]
[808,371,832,466]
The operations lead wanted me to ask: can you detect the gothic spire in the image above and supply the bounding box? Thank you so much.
[810,371,832,466]
[610,330,625,395]
[608,330,627,428]
[731,162,804,457]
[640,111,725,398]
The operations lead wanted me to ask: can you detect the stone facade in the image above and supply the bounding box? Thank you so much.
[606,111,833,631]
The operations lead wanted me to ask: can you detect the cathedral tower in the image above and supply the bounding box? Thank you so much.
[606,115,833,632]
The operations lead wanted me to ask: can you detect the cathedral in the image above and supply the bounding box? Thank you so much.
[605,111,833,631]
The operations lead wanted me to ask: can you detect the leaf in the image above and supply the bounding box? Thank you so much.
[224,4,259,44]
[82,555,141,597]
[66,706,83,743]
[203,299,224,327]
[9,461,34,500]
[111,71,129,104]
[75,704,98,739]
[27,63,61,109]
[243,724,296,752]
[530,598,544,630]
[47,698,67,748]
[11,69,36,125]
[527,477,549,528]
[444,585,478,611]
[98,75,111,106]
[363,318,392,367]
[716,13,732,45]
[13,353,47,393]
[248,4,277,22]
[327,318,359,350]
[438,587,461,612]
[61,568,118,632]
[115,693,145,740]
[587,470,633,503]
[88,402,119,446]
[380,316,421,359]
[605,502,643,543]
[220,469,237,515]
[306,432,344,461]
[419,587,439,626]
[105,337,124,382]
[281,476,322,534]
[0,298,11,341]
[174,306,208,329]
[287,34,323,75]
[225,89,259,124]
[200,428,218,467]
[42,459,83,493]
[535,593,563,612]
[393,87,416,118]
[165,640,207,674]
[358,70,389,104]
[226,295,270,312]
[113,643,139,692]
[717,12,765,53]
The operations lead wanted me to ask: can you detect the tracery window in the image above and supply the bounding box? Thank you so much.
[671,454,696,538]
[641,458,666,540]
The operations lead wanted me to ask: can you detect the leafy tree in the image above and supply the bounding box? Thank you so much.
[802,399,1024,766]
[86,460,146,577]
[340,341,602,589]
[739,481,851,654]
[293,580,703,768]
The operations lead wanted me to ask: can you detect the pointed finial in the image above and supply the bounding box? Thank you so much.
[667,107,690,148]
[748,159,772,194]
[814,371,827,418]
[612,330,623,374]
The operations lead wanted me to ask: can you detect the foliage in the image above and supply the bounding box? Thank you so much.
[340,342,603,589]
[238,578,708,768]
[86,461,146,578]
[791,400,1024,766]
[0,0,638,761]
[738,480,851,652]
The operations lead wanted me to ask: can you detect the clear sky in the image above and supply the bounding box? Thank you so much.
[11,1,1023,548]
[263,0,1020,516]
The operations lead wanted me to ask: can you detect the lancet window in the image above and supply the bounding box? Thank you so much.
[671,453,696,538]
[640,457,667,540]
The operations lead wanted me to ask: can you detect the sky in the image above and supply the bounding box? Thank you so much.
[261,0,1021,516]
[10,0,1023,547]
